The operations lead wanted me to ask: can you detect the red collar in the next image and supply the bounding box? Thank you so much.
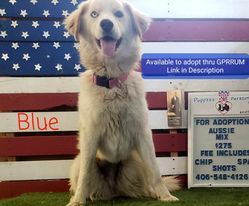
[92,72,129,89]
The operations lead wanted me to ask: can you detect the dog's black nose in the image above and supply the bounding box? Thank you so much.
[100,19,113,32]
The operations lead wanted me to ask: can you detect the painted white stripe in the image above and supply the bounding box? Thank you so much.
[141,42,249,54]
[0,160,72,181]
[0,77,80,93]
[143,79,249,92]
[148,110,187,129]
[157,157,187,175]
[0,110,188,132]
[128,0,249,19]
[0,157,187,181]
[0,112,78,132]
[0,77,248,94]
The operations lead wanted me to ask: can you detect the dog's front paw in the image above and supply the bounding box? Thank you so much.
[67,194,86,206]
[160,194,179,202]
[66,197,85,206]
[66,201,85,206]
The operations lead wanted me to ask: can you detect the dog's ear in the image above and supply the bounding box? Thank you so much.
[125,2,151,38]
[64,2,88,41]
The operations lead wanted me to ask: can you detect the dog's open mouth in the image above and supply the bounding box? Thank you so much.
[96,36,122,57]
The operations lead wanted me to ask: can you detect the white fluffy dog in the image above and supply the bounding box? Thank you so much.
[64,0,179,205]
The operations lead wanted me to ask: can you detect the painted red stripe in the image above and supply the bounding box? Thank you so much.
[0,175,187,199]
[146,92,167,109]
[0,92,168,111]
[0,133,187,157]
[1,19,248,42]
[144,20,249,41]
[153,133,187,153]
[0,93,77,111]
[0,135,78,157]
[0,179,69,199]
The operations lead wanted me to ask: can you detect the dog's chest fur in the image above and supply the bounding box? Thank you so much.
[79,71,148,163]
[97,102,136,162]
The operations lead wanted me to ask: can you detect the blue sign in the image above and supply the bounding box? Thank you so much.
[142,54,249,79]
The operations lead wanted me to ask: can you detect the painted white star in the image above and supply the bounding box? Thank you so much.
[32,42,40,49]
[62,10,69,17]
[55,64,63,71]
[51,0,59,5]
[12,63,20,71]
[32,21,39,28]
[73,43,80,50]
[30,0,38,5]
[74,64,81,71]
[34,64,42,71]
[0,31,7,38]
[43,10,50,17]
[64,53,71,61]
[11,20,18,28]
[9,0,17,5]
[43,31,50,39]
[71,0,78,5]
[63,31,70,39]
[53,42,60,49]
[23,53,30,61]
[1,53,9,61]
[0,9,6,16]
[11,42,19,50]
[53,21,61,28]
[21,31,29,39]
[20,10,28,17]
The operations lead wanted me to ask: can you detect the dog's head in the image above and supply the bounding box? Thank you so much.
[64,0,151,75]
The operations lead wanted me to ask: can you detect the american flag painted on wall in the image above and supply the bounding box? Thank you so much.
[0,0,84,18]
[0,0,86,76]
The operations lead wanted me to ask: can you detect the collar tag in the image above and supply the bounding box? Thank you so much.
[93,73,129,89]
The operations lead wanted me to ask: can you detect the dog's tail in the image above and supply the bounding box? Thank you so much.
[162,176,181,191]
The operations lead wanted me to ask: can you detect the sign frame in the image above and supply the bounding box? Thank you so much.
[188,91,249,188]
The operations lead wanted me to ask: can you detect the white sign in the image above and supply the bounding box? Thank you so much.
[188,91,249,187]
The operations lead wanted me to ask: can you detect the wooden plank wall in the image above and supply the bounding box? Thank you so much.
[0,0,249,199]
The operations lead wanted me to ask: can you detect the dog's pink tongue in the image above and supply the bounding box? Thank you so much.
[100,39,117,57]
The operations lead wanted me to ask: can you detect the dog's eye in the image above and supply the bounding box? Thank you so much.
[91,11,99,18]
[114,11,123,18]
